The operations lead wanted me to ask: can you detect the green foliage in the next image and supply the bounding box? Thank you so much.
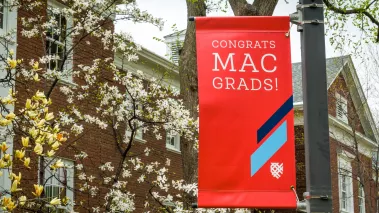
[324,0,379,54]
[205,0,229,13]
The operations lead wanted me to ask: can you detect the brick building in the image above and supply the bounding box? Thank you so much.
[0,1,184,212]
[291,56,379,213]
[0,0,378,212]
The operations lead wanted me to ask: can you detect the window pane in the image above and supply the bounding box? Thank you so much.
[52,185,59,198]
[342,191,346,209]
[60,16,67,43]
[53,14,60,41]
[0,0,4,29]
[45,185,52,200]
[341,176,346,189]
[50,41,58,54]
[50,41,58,70]
[57,44,64,70]
[46,8,67,72]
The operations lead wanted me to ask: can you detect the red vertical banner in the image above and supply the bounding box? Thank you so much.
[196,16,296,209]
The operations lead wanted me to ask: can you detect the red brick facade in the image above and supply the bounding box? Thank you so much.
[13,2,184,212]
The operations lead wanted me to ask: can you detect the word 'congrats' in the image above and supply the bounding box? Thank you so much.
[210,40,280,91]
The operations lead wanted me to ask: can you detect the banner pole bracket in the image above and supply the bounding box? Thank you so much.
[292,186,307,212]
[289,4,303,32]
[297,200,307,212]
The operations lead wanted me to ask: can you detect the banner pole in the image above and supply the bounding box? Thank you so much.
[297,0,333,212]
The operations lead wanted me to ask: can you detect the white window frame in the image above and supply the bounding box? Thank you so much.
[46,0,73,83]
[358,180,365,213]
[372,150,379,169]
[166,130,180,153]
[336,92,348,123]
[338,153,354,213]
[125,124,144,142]
[39,157,75,212]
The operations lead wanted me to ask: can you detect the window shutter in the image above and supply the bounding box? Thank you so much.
[336,93,348,123]
[170,43,181,64]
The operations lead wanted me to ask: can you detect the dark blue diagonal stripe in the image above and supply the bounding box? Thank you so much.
[257,95,293,143]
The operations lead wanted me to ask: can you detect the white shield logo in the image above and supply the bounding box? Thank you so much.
[270,162,283,179]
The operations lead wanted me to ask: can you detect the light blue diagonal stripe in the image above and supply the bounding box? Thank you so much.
[251,121,288,176]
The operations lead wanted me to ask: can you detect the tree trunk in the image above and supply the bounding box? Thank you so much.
[179,0,279,208]
[179,0,206,208]
[229,0,279,16]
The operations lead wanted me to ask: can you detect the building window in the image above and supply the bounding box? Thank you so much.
[166,130,180,152]
[340,175,348,210]
[358,182,365,213]
[336,93,348,123]
[0,0,4,29]
[41,157,74,212]
[338,155,354,213]
[125,95,143,141]
[125,123,143,141]
[373,150,379,169]
[46,0,73,82]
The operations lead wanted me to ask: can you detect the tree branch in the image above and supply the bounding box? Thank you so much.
[323,0,379,41]
[367,0,379,9]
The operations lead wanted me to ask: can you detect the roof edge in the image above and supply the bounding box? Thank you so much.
[343,56,379,143]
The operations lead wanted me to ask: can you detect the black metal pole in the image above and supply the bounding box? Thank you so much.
[300,0,333,212]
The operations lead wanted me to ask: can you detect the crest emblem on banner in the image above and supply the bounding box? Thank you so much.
[271,162,284,179]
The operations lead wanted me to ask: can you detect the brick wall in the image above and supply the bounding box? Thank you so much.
[13,2,184,212]
[328,73,366,135]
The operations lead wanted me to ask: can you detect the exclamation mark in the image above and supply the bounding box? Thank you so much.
[275,78,278,91]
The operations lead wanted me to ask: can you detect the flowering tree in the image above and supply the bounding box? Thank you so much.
[0,0,225,212]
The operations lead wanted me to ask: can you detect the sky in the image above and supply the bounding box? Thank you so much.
[115,0,379,122]
[116,0,342,63]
